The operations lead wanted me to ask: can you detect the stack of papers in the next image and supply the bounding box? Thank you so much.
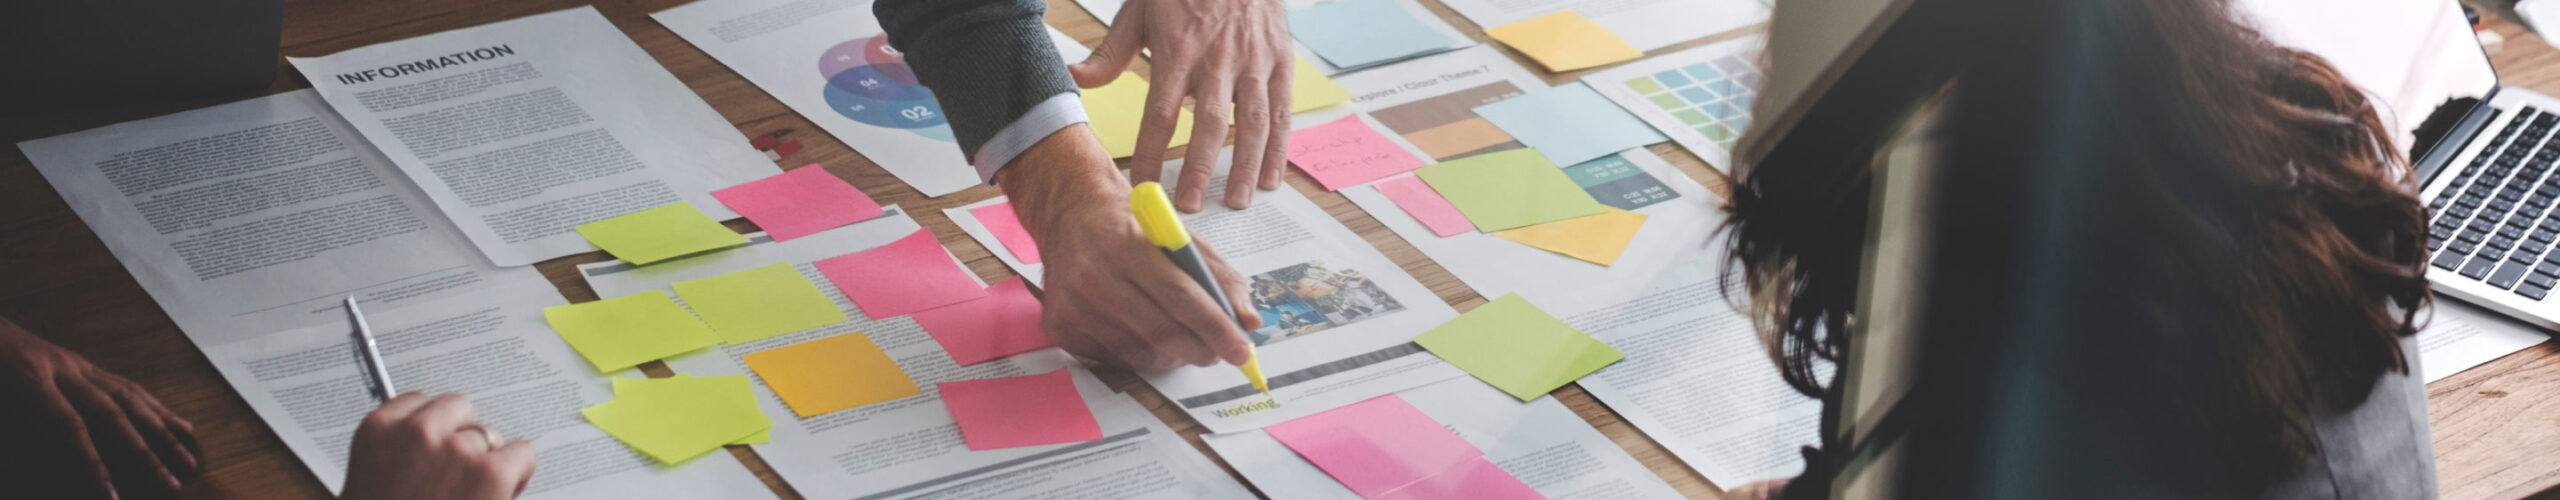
[710,165,883,242]
[575,202,749,266]
[1484,10,1643,72]
[544,291,723,373]
[939,369,1106,451]
[814,229,988,319]
[1263,395,1540,498]
[583,375,774,465]
[741,333,921,417]
[1415,294,1624,401]
[672,263,848,344]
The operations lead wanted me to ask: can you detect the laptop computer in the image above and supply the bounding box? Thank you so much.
[2402,4,2560,330]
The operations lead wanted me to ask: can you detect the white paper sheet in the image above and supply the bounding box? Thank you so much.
[288,7,776,266]
[2418,299,2552,383]
[577,209,1251,499]
[1204,376,1684,499]
[17,90,775,498]
[1583,35,1767,172]
[652,0,1092,197]
[1438,0,1768,51]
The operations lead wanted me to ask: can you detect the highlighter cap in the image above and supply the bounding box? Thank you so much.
[1128,182,1192,250]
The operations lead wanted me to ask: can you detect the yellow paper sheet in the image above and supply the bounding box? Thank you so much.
[584,375,772,464]
[1413,294,1624,401]
[742,333,920,417]
[1491,208,1647,266]
[1083,58,1352,158]
[672,263,847,344]
[1485,10,1643,72]
[575,202,748,266]
[544,291,722,373]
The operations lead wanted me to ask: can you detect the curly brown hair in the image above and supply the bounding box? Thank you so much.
[1723,0,2430,491]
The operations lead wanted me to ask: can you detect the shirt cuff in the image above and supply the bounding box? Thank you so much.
[972,92,1088,185]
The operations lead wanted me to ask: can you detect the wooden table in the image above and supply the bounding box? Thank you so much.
[0,1,2554,498]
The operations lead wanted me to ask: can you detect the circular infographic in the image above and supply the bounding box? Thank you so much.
[820,36,953,142]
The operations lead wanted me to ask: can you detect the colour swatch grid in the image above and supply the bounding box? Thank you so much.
[1621,53,1760,150]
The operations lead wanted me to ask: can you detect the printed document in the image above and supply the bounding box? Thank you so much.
[290,7,775,266]
[2418,299,2551,383]
[17,90,774,498]
[653,0,1091,197]
[578,209,1251,499]
[1205,376,1684,499]
[1436,0,1768,51]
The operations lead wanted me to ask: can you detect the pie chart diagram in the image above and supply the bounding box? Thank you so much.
[820,36,954,142]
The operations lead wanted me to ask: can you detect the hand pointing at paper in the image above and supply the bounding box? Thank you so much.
[1070,0,1295,213]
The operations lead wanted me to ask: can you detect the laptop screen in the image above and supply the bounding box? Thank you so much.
[2238,0,2499,157]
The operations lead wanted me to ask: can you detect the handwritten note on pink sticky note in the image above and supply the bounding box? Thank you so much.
[1291,115,1428,191]
[1265,395,1483,497]
[912,277,1051,365]
[939,369,1103,451]
[969,201,1042,264]
[815,229,987,319]
[712,165,883,242]
[1376,174,1475,237]
[1373,458,1544,500]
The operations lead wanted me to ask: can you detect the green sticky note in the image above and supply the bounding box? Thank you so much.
[586,375,772,464]
[544,291,722,373]
[1415,149,1609,231]
[1414,294,1623,401]
[673,263,848,344]
[576,202,749,265]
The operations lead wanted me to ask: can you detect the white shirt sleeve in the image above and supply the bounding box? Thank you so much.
[970,92,1089,185]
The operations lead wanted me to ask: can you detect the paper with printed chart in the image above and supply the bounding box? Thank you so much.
[1582,35,1767,172]
[653,0,1091,197]
[1205,376,1682,500]
[948,150,1466,432]
[1331,46,1549,162]
[18,90,773,498]
[1438,0,1768,51]
[288,7,775,266]
[578,208,1249,499]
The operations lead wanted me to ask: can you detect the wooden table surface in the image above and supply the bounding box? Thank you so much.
[1,1,2555,498]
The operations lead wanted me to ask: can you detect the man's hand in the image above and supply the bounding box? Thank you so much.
[1071,0,1294,213]
[0,317,200,500]
[1003,125,1264,371]
[341,393,536,500]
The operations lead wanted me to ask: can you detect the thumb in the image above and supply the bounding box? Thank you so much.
[1071,0,1148,87]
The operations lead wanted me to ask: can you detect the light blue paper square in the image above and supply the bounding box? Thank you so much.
[1290,0,1463,69]
[1472,82,1671,167]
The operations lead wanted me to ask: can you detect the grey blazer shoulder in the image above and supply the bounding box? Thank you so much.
[875,0,1081,163]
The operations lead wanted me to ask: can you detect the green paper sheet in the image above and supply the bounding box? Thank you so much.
[544,291,722,373]
[1414,294,1624,401]
[673,263,847,344]
[1415,149,1609,231]
[575,202,749,265]
[585,375,772,464]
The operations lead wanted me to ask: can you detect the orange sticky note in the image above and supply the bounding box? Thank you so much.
[742,333,920,417]
[1491,208,1647,266]
[939,369,1102,451]
[912,277,1053,366]
[1291,115,1428,191]
[1485,10,1643,72]
[814,229,988,319]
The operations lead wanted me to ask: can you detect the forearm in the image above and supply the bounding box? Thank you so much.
[998,124,1128,235]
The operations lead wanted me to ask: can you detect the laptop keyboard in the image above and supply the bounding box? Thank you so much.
[2426,106,2560,300]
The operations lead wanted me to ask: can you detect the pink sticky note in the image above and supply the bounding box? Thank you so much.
[912,277,1052,365]
[1265,395,1483,497]
[939,369,1103,450]
[969,201,1042,264]
[1374,458,1544,499]
[1376,174,1475,237]
[712,165,884,241]
[1291,115,1429,191]
[815,229,988,319]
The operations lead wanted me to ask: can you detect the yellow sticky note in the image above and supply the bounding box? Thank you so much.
[576,202,749,266]
[1486,10,1643,72]
[544,292,722,373]
[742,333,920,417]
[1414,294,1624,401]
[1290,58,1351,112]
[584,375,771,464]
[1492,208,1647,266]
[673,263,847,344]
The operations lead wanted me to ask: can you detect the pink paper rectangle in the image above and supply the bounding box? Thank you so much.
[1291,115,1428,191]
[939,369,1103,451]
[969,201,1043,264]
[1373,458,1544,500]
[1376,174,1475,237]
[712,165,883,242]
[815,229,988,319]
[912,277,1052,365]
[1264,395,1483,497]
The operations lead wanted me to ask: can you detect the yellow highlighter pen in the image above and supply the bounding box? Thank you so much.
[1129,182,1270,394]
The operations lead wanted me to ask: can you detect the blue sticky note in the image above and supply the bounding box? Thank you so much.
[1472,83,1671,167]
[1290,0,1462,69]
